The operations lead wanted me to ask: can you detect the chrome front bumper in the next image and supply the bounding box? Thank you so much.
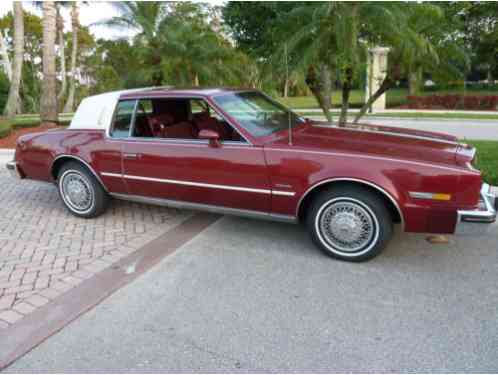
[457,183,497,225]
[6,161,23,179]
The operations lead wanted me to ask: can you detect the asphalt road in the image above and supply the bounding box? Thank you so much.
[8,216,498,372]
[309,116,498,141]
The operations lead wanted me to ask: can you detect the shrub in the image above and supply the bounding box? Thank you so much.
[407,94,498,110]
[11,121,41,130]
[0,72,9,112]
[0,118,11,138]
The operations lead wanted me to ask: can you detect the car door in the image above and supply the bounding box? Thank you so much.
[98,99,137,195]
[120,97,272,213]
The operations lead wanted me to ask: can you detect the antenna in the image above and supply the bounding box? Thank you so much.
[288,110,293,146]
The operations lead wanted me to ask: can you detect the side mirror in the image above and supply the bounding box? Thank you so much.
[198,129,220,147]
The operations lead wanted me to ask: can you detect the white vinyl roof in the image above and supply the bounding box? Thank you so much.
[68,88,155,131]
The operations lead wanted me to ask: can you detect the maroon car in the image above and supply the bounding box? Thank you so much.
[6,88,497,261]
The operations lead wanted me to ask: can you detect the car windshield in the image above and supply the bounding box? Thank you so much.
[212,91,304,137]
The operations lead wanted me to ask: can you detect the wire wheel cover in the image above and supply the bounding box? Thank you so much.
[61,172,94,212]
[319,199,377,253]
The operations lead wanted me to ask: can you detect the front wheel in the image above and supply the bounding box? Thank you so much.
[306,186,393,262]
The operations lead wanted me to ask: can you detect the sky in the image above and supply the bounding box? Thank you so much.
[0,1,228,40]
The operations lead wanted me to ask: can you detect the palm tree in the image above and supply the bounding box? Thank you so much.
[3,1,24,117]
[56,3,67,103]
[40,1,58,124]
[278,3,337,122]
[0,29,12,81]
[95,2,168,86]
[63,2,79,113]
[352,3,466,123]
[97,2,241,88]
[281,2,406,125]
[159,16,243,86]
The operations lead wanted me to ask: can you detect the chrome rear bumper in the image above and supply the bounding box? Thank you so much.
[457,183,496,224]
[6,161,23,179]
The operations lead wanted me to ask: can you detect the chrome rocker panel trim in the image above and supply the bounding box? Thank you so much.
[110,193,298,224]
[6,161,23,179]
[457,183,497,224]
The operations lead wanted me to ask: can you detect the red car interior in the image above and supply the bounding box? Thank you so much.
[132,98,239,141]
[193,111,230,140]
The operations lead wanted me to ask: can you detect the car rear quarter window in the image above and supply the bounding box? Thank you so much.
[111,100,136,138]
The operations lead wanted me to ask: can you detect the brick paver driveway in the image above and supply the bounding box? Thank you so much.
[0,169,189,328]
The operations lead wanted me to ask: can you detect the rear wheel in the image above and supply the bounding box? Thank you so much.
[57,162,109,218]
[306,185,393,262]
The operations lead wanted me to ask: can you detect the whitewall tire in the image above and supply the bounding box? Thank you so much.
[57,162,109,218]
[306,185,393,261]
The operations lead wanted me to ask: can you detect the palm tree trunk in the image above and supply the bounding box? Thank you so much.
[486,65,493,85]
[338,67,353,126]
[4,2,24,117]
[283,42,289,98]
[0,30,12,81]
[41,1,58,124]
[57,6,67,104]
[305,64,333,122]
[63,2,79,113]
[283,78,289,98]
[353,76,394,123]
[408,69,419,96]
[319,65,332,122]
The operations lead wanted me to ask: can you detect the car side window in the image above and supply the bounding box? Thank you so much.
[189,99,247,143]
[111,100,136,138]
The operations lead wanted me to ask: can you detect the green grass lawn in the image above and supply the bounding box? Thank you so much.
[277,88,411,109]
[467,140,498,186]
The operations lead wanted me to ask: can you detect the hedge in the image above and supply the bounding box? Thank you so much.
[0,126,11,138]
[0,120,70,139]
[407,95,498,110]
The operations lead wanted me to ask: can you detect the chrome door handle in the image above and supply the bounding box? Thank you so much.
[123,153,139,160]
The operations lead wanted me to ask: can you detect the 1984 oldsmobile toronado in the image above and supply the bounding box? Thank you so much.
[6,88,497,261]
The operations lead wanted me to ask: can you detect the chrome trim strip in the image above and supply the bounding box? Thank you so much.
[123,174,271,194]
[296,177,405,230]
[51,155,109,192]
[110,193,298,224]
[267,148,479,175]
[272,190,296,197]
[457,183,496,224]
[101,172,296,196]
[107,137,253,149]
[101,172,121,178]
[312,124,459,146]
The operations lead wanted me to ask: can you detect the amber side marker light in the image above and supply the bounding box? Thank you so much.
[409,192,452,201]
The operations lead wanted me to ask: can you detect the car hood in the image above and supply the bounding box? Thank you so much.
[266,121,474,167]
